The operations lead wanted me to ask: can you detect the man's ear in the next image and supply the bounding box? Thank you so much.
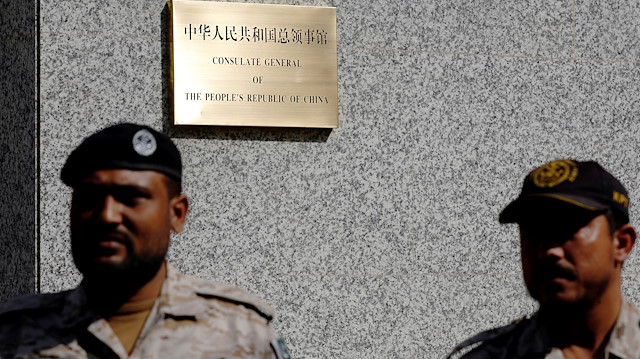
[169,194,189,234]
[613,223,637,264]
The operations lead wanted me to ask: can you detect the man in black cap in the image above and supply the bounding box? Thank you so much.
[448,159,640,359]
[0,123,290,359]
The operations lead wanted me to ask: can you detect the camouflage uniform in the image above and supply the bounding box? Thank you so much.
[448,300,640,359]
[0,264,287,359]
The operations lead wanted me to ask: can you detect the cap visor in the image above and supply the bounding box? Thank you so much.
[499,193,607,224]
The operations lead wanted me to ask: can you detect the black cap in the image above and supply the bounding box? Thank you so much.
[499,159,629,224]
[61,123,181,187]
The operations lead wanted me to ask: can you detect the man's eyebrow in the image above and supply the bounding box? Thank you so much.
[115,184,153,196]
[75,182,152,196]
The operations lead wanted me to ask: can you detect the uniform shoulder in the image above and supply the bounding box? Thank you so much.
[608,299,640,357]
[168,268,275,322]
[623,299,640,317]
[0,291,68,321]
[447,317,530,359]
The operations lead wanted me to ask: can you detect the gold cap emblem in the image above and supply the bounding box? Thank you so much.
[531,160,579,188]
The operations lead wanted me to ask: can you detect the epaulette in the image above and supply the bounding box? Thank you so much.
[195,292,273,322]
[446,317,525,359]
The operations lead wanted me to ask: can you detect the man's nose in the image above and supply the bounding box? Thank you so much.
[97,195,122,224]
[541,243,565,259]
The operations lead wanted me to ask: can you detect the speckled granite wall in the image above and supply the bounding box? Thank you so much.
[8,0,640,357]
[0,1,37,300]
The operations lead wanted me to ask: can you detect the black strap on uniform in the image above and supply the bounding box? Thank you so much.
[446,321,520,359]
[77,330,122,359]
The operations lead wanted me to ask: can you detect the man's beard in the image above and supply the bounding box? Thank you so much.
[71,229,166,293]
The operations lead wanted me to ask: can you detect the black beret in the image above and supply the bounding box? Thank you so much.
[61,123,181,187]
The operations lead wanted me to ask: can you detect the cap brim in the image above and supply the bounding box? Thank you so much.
[499,193,608,224]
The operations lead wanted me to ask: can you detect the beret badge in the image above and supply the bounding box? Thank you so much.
[132,129,157,157]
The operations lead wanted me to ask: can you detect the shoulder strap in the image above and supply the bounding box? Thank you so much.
[446,320,522,359]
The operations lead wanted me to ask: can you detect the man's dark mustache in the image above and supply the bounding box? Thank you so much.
[92,228,134,249]
[534,261,578,283]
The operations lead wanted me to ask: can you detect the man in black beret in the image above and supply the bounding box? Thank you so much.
[0,123,290,359]
[448,159,640,359]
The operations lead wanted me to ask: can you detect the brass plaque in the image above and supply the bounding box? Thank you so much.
[170,1,338,128]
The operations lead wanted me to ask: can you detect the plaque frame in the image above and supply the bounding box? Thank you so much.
[169,1,338,128]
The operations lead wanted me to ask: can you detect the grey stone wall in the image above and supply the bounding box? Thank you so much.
[5,0,640,357]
